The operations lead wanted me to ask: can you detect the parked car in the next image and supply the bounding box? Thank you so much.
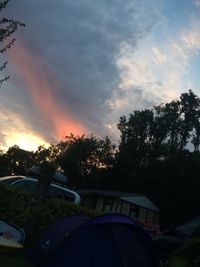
[0,176,80,205]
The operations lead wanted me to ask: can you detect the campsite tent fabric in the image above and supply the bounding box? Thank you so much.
[165,237,200,267]
[27,214,155,267]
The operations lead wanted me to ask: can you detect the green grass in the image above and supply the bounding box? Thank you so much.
[0,252,34,267]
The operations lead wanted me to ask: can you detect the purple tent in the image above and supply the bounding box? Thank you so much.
[27,214,155,267]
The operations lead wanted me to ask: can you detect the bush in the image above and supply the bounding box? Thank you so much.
[33,198,100,238]
[0,184,32,227]
[0,184,100,243]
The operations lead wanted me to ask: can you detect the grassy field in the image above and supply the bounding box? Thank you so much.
[1,252,33,267]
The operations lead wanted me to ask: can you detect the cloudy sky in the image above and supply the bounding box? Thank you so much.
[1,0,200,151]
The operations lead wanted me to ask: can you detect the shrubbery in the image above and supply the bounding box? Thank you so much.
[32,198,100,239]
[0,184,32,227]
[0,184,100,243]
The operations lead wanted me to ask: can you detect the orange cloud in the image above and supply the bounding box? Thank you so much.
[8,41,86,141]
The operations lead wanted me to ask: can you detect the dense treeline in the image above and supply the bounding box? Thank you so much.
[1,90,200,227]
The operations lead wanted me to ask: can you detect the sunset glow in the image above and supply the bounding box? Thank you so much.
[8,42,86,142]
[5,132,49,151]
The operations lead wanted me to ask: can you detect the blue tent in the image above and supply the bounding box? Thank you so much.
[27,214,155,267]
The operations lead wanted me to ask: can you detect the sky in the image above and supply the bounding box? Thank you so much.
[1,0,200,151]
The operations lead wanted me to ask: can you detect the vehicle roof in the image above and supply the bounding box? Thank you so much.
[0,176,80,197]
[24,177,77,193]
[0,175,25,181]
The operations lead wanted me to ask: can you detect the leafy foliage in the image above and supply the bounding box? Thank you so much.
[0,184,32,227]
[0,184,100,243]
[59,134,116,187]
[117,90,200,164]
[0,0,25,86]
[1,252,33,267]
[4,145,35,175]
[34,198,100,238]
[116,90,200,226]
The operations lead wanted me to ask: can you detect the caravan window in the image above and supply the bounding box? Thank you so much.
[153,213,160,224]
[121,201,131,216]
[147,210,154,223]
[103,199,113,213]
[130,204,139,219]
[139,207,147,220]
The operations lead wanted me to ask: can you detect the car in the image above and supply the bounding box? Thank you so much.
[0,176,81,205]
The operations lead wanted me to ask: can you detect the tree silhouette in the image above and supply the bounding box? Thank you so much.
[116,90,200,226]
[60,134,116,187]
[0,0,25,86]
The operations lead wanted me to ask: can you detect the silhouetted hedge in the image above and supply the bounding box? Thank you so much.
[34,198,100,237]
[0,184,32,227]
[0,184,100,243]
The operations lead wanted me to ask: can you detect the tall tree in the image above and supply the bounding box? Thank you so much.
[34,144,62,167]
[117,108,167,170]
[159,100,182,153]
[117,90,200,168]
[180,90,200,151]
[5,145,35,175]
[60,134,116,187]
[116,90,200,226]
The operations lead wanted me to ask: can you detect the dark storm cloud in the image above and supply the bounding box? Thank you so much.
[4,0,161,141]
